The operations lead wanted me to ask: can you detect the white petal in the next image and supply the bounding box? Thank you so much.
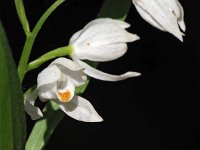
[161,0,186,32]
[176,0,186,32]
[56,77,75,102]
[24,89,43,120]
[69,30,83,44]
[50,57,83,71]
[74,58,141,81]
[132,0,184,41]
[54,64,87,86]
[58,96,103,122]
[133,2,165,31]
[83,18,131,29]
[69,18,132,45]
[37,65,61,88]
[162,0,180,16]
[49,58,87,86]
[38,83,57,102]
[71,22,139,48]
[72,43,128,62]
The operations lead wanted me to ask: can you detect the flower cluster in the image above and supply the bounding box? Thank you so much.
[25,0,186,122]
[25,18,140,122]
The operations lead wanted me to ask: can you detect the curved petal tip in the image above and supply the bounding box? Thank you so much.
[125,71,141,77]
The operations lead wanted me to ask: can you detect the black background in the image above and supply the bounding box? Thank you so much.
[0,0,200,149]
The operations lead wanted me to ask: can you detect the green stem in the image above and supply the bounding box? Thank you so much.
[14,0,30,36]
[27,45,73,72]
[17,0,65,82]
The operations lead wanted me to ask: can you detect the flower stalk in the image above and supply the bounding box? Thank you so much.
[27,45,73,72]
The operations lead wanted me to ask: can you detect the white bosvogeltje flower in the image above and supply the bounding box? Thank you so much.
[69,18,141,81]
[132,0,186,41]
[24,58,103,122]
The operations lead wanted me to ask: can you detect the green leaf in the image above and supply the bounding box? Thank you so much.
[25,101,63,150]
[26,0,132,149]
[98,0,132,19]
[0,21,26,150]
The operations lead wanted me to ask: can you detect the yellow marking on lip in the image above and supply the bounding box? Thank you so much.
[58,91,71,102]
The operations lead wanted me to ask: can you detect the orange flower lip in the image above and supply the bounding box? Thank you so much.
[58,91,71,102]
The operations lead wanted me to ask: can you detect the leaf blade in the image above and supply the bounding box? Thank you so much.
[0,21,26,150]
[98,0,132,19]
[26,101,63,150]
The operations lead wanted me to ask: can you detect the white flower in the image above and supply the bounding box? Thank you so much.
[132,0,186,41]
[24,58,103,122]
[69,18,141,81]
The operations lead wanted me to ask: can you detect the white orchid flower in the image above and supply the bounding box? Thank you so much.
[132,0,186,41]
[69,18,141,81]
[24,58,103,122]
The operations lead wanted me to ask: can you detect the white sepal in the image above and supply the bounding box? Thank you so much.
[74,58,141,81]
[72,43,128,62]
[37,65,61,88]
[83,18,131,29]
[24,89,43,120]
[58,96,103,122]
[132,0,185,41]
[50,57,83,71]
[69,18,131,44]
[72,23,138,47]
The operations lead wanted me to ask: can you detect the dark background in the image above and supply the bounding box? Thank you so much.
[1,0,200,149]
